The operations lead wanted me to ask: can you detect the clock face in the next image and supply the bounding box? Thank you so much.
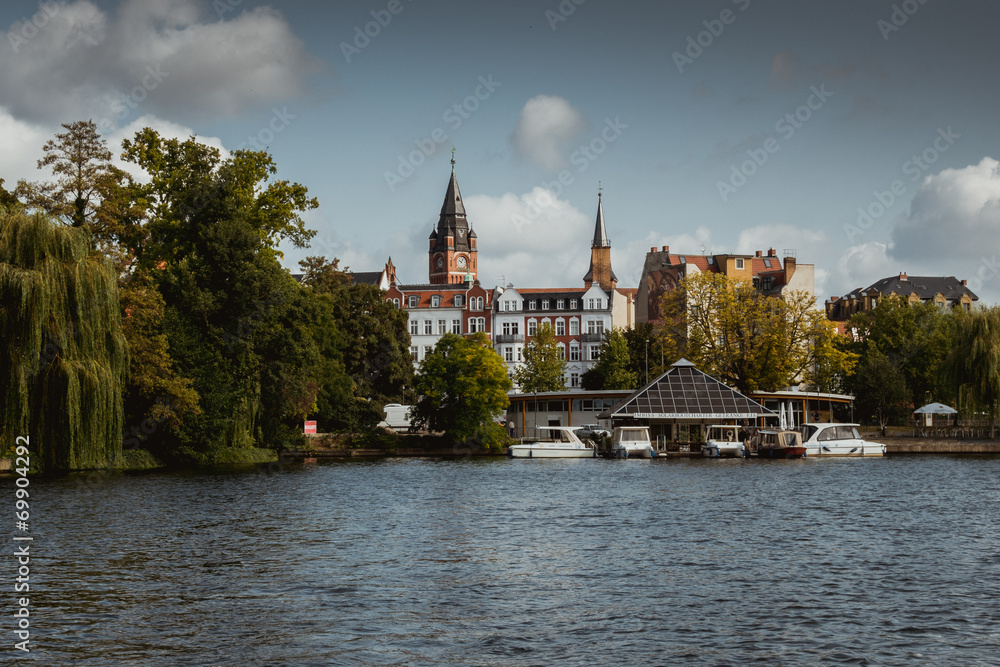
[436,256,443,268]
[457,256,467,268]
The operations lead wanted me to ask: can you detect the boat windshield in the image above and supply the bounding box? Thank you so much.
[616,428,649,443]
[801,425,820,441]
[709,426,738,442]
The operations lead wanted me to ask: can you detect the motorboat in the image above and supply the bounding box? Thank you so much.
[610,426,658,459]
[799,423,886,457]
[508,426,597,458]
[702,425,746,458]
[755,429,806,459]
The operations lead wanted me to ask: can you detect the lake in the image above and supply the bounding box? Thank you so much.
[20,454,1000,665]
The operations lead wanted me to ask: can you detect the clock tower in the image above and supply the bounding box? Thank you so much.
[428,155,478,284]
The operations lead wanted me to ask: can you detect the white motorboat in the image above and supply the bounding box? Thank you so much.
[799,423,886,457]
[702,425,747,458]
[508,426,597,458]
[610,426,658,459]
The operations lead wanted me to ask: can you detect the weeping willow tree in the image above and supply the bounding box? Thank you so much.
[942,306,1000,438]
[0,208,128,470]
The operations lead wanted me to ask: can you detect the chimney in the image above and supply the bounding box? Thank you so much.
[662,245,669,253]
[784,255,796,281]
[830,296,840,302]
[767,248,776,257]
[962,279,968,286]
[650,247,657,253]
[755,250,762,257]
[899,272,908,281]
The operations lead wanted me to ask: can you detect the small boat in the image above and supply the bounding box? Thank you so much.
[610,426,658,459]
[799,423,886,457]
[702,425,746,458]
[755,429,806,459]
[508,426,597,458]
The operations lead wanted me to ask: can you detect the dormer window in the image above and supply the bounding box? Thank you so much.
[454,294,464,307]
[431,295,441,308]
[528,300,536,310]
[557,299,565,309]
[542,299,550,310]
[408,296,419,308]
[569,299,577,309]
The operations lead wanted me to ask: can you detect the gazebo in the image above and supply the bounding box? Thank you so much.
[599,359,777,450]
[913,402,958,427]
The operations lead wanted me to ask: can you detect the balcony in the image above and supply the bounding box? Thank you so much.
[580,333,603,343]
[495,334,524,344]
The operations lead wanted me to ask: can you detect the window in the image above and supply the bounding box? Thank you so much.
[468,318,482,333]
[504,300,512,312]
[570,372,579,388]
[763,258,772,269]
[735,258,745,269]
[590,345,601,360]
[454,295,464,307]
[452,319,462,334]
[570,345,580,361]
[570,319,580,336]
[431,295,441,307]
[528,320,537,336]
[410,346,419,360]
[516,347,522,362]
[424,320,433,335]
[587,320,596,334]
[471,296,483,311]
[555,319,565,336]
[678,255,686,263]
[424,345,432,358]
[504,347,513,362]
[437,320,446,335]
[596,320,605,335]
[408,295,419,308]
[557,299,565,309]
[569,299,577,309]
[391,298,400,307]
[542,299,550,309]
[557,344,565,359]
[588,298,594,310]
[528,300,536,310]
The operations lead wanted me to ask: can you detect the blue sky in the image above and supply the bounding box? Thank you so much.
[3,0,1000,303]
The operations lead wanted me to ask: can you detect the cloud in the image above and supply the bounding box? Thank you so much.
[0,0,324,127]
[0,110,51,189]
[464,187,594,287]
[510,95,587,171]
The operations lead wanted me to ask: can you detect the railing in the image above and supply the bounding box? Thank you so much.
[495,334,524,343]
[580,333,603,342]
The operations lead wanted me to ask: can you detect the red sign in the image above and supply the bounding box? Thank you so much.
[304,421,317,434]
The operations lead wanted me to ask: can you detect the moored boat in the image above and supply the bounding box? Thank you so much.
[702,425,746,458]
[755,429,806,459]
[799,423,886,457]
[610,426,658,459]
[508,426,597,458]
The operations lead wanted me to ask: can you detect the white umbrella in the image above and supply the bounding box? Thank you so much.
[779,403,787,430]
[787,402,795,429]
[913,402,958,415]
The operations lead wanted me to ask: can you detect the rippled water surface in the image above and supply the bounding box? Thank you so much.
[21,455,1000,665]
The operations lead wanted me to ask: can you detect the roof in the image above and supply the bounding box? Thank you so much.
[440,167,466,217]
[864,275,978,301]
[348,271,383,286]
[592,194,610,248]
[600,359,776,420]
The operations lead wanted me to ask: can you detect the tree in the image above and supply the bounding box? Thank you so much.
[513,323,566,393]
[941,306,1000,437]
[413,333,512,442]
[0,178,20,209]
[582,328,638,390]
[15,120,116,228]
[657,271,857,393]
[0,208,128,470]
[849,350,910,430]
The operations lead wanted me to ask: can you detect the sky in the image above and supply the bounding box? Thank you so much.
[2,0,1000,304]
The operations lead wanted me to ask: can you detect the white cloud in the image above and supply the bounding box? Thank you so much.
[464,187,594,287]
[510,95,587,171]
[0,0,323,127]
[0,110,51,189]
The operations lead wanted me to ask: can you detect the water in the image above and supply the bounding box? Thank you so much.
[18,455,1000,665]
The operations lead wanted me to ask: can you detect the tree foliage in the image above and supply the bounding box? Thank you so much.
[848,350,910,430]
[582,328,638,390]
[413,333,512,441]
[657,271,856,393]
[513,323,566,393]
[941,306,1000,437]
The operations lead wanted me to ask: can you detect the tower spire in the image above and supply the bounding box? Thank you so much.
[583,187,617,290]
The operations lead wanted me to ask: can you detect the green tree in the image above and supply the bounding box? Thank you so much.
[849,350,910,430]
[413,333,512,443]
[657,271,856,393]
[15,120,117,228]
[942,306,1000,437]
[0,178,20,209]
[513,323,566,393]
[582,328,638,390]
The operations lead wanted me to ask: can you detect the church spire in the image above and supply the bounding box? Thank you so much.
[583,186,617,290]
[592,186,610,248]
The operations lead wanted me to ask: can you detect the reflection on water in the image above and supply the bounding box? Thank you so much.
[21,456,1000,664]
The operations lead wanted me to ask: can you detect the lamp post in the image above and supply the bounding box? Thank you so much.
[645,339,649,384]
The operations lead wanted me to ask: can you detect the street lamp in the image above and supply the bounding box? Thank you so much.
[645,339,649,384]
